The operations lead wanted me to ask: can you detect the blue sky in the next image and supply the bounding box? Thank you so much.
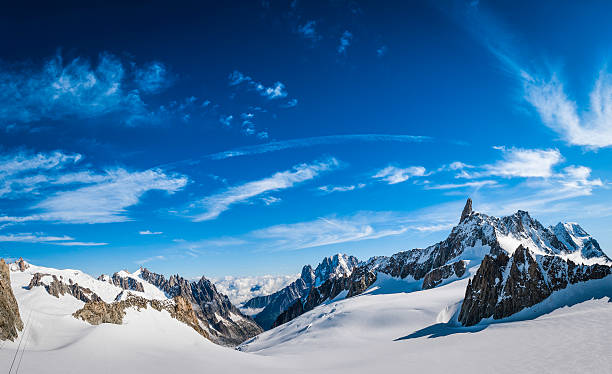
[1,0,612,278]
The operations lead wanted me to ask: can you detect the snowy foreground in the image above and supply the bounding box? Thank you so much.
[2,264,611,374]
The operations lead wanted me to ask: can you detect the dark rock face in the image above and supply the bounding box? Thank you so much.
[15,257,29,272]
[347,266,377,297]
[73,294,209,339]
[422,260,467,290]
[98,273,145,292]
[460,198,472,223]
[1,259,23,341]
[138,268,262,346]
[272,276,351,328]
[27,273,102,303]
[250,265,315,330]
[459,245,611,326]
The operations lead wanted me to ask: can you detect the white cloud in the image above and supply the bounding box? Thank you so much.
[212,274,298,304]
[522,69,612,149]
[0,150,81,177]
[139,230,163,235]
[134,61,169,93]
[52,241,108,246]
[0,233,73,243]
[208,134,430,160]
[337,30,353,55]
[192,158,339,221]
[426,180,499,190]
[372,165,427,184]
[219,115,233,126]
[0,232,106,246]
[297,21,320,41]
[318,183,365,194]
[35,168,187,224]
[252,213,408,250]
[135,255,166,265]
[477,147,563,178]
[0,52,171,125]
[228,70,288,100]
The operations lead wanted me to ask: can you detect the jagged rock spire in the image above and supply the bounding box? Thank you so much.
[460,198,472,223]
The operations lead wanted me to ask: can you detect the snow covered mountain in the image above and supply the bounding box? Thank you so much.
[1,199,610,373]
[267,199,611,328]
[242,253,358,329]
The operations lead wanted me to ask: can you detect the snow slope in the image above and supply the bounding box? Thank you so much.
[239,272,612,373]
[2,261,611,373]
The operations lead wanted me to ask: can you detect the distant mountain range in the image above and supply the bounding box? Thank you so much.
[1,198,610,355]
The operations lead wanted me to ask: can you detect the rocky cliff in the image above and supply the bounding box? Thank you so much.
[0,259,23,341]
[138,268,262,346]
[458,245,611,326]
[73,293,209,339]
[27,273,103,303]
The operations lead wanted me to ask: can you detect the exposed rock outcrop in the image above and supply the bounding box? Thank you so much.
[98,272,145,292]
[459,245,611,326]
[138,268,261,346]
[15,257,29,272]
[73,293,208,339]
[272,276,351,328]
[1,259,23,341]
[460,197,472,223]
[27,273,102,303]
[422,260,467,289]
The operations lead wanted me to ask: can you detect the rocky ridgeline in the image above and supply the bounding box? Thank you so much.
[459,245,611,326]
[27,273,103,303]
[0,259,23,341]
[243,254,359,330]
[98,272,145,292]
[73,293,208,339]
[138,268,262,346]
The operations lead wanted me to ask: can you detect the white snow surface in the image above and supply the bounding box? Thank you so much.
[3,260,611,373]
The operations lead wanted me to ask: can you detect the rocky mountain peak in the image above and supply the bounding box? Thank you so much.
[459,197,473,223]
[137,267,262,346]
[1,259,24,341]
[300,265,315,284]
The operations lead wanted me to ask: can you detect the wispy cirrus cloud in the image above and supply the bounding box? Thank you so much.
[207,134,430,160]
[190,158,339,221]
[35,168,187,224]
[522,69,612,149]
[0,232,107,246]
[250,213,409,251]
[0,150,188,224]
[318,183,365,194]
[139,230,163,235]
[372,165,427,184]
[464,147,564,179]
[452,3,612,149]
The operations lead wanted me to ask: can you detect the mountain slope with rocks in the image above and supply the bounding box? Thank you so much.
[243,254,358,330]
[137,267,262,346]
